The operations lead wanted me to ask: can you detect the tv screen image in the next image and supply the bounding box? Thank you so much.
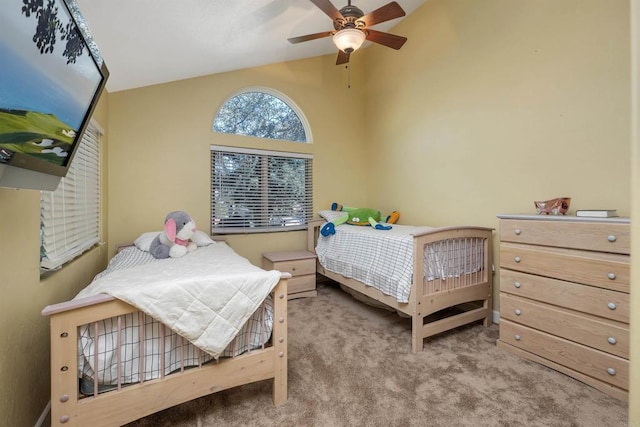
[0,0,108,190]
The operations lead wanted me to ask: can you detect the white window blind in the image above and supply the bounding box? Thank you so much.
[40,123,101,271]
[211,145,313,233]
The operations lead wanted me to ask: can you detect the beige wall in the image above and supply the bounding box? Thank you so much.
[1,0,637,424]
[365,0,635,422]
[0,93,109,426]
[106,55,371,264]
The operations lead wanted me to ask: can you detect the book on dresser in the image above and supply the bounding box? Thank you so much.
[575,209,618,218]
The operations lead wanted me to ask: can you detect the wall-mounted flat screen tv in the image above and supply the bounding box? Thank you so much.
[0,0,108,191]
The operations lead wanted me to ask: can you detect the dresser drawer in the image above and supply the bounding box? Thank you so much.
[288,275,316,294]
[500,294,629,358]
[499,219,630,254]
[500,270,629,322]
[500,320,629,390]
[500,243,629,293]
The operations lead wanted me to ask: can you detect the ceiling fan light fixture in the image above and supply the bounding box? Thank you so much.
[332,28,366,53]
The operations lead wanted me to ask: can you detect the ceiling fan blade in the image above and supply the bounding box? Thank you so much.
[288,31,335,44]
[311,0,344,21]
[336,50,350,65]
[359,1,406,27]
[365,29,407,50]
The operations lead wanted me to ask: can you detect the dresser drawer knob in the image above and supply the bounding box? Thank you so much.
[514,256,521,263]
[607,235,617,243]
[607,272,616,280]
[514,309,521,316]
[606,367,616,376]
[607,302,617,310]
[514,282,521,289]
[514,229,521,235]
[514,334,521,341]
[607,336,617,345]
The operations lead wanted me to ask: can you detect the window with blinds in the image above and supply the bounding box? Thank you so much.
[40,122,101,271]
[211,145,313,233]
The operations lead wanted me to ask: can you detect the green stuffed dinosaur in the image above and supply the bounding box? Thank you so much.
[320,202,400,237]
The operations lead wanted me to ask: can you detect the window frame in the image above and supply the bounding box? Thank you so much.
[210,145,313,234]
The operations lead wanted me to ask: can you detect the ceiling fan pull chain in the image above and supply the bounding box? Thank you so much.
[347,64,351,89]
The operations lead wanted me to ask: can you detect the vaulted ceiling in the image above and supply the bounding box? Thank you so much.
[75,0,427,92]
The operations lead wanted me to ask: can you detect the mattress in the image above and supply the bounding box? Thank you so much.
[315,223,484,303]
[77,245,274,389]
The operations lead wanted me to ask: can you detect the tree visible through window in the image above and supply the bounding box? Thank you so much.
[213,89,309,142]
[211,88,312,233]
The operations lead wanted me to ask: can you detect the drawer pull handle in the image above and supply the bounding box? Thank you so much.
[607,302,617,310]
[514,334,521,341]
[607,337,617,345]
[514,256,521,263]
[607,272,616,280]
[606,367,616,376]
[607,235,617,243]
[514,282,521,289]
[514,309,521,316]
[514,228,521,235]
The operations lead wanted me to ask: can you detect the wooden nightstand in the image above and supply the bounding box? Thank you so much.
[262,250,317,299]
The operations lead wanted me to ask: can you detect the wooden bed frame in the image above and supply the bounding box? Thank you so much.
[42,277,289,426]
[307,218,494,352]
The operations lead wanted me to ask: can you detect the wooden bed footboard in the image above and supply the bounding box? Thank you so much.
[307,218,494,352]
[42,278,289,427]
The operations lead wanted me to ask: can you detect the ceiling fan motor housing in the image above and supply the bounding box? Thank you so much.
[334,4,365,30]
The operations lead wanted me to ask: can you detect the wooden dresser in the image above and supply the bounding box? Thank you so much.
[496,214,630,400]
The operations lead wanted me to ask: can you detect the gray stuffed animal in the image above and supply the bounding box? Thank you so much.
[149,211,198,259]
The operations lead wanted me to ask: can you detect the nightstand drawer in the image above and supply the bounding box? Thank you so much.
[500,243,629,293]
[288,275,316,294]
[500,294,629,358]
[500,320,629,390]
[499,219,630,254]
[268,258,315,277]
[499,270,629,322]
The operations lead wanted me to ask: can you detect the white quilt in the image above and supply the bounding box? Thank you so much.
[75,243,282,358]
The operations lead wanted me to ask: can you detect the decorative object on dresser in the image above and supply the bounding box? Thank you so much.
[534,197,571,215]
[262,250,318,299]
[496,214,630,400]
[576,209,618,218]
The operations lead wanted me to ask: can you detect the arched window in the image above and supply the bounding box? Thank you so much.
[211,88,313,233]
[213,87,311,143]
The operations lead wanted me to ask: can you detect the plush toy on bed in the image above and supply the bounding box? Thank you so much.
[320,202,400,237]
[149,211,198,259]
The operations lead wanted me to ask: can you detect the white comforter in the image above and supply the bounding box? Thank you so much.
[76,243,282,358]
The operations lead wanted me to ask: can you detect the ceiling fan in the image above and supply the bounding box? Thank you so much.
[288,0,408,65]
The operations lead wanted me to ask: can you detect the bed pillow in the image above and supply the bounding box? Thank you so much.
[192,230,216,247]
[133,231,161,252]
[318,210,347,223]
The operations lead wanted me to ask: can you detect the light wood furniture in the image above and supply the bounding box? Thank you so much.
[496,214,630,400]
[307,218,494,353]
[262,250,317,299]
[42,274,288,426]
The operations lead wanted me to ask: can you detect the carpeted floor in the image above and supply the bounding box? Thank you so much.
[126,281,628,427]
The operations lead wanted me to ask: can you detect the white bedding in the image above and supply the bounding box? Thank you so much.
[76,243,282,358]
[315,223,483,303]
[76,243,280,388]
